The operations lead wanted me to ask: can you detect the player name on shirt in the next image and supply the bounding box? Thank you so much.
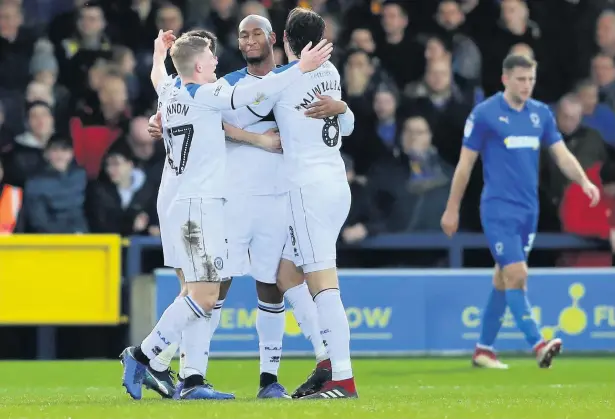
[294,79,342,110]
[166,102,190,118]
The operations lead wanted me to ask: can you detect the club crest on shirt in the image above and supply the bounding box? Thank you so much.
[530,113,540,128]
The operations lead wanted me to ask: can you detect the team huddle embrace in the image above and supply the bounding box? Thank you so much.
[120,7,359,401]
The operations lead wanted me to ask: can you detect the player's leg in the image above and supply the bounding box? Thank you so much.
[516,218,562,367]
[121,198,234,400]
[288,183,357,399]
[472,264,509,369]
[249,194,292,398]
[278,258,332,398]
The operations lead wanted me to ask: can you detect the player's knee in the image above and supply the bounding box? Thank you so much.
[187,283,220,312]
[492,265,506,290]
[256,281,283,304]
[502,263,528,289]
[276,258,304,293]
[305,267,339,295]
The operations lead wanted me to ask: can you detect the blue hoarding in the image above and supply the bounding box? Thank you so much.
[153,268,615,355]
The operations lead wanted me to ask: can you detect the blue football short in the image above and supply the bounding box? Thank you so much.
[480,209,538,268]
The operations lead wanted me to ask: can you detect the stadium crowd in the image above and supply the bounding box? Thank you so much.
[0,0,614,266]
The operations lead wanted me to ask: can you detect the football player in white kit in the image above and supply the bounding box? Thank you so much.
[120,29,334,400]
[143,30,281,400]
[147,19,353,399]
[268,8,358,399]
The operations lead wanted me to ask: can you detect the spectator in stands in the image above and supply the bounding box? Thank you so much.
[111,46,140,109]
[349,27,376,54]
[0,100,14,153]
[120,116,165,185]
[367,115,452,232]
[574,79,615,147]
[376,1,425,89]
[342,48,396,125]
[0,158,22,234]
[323,13,343,67]
[432,0,482,90]
[55,2,112,94]
[23,135,88,233]
[481,0,543,98]
[48,0,88,45]
[202,0,244,76]
[544,94,608,206]
[591,53,615,111]
[558,160,615,267]
[2,101,54,187]
[0,0,39,92]
[401,57,471,167]
[86,144,156,236]
[340,153,381,244]
[29,39,71,134]
[238,0,269,21]
[70,71,129,180]
[595,10,615,61]
[105,0,159,53]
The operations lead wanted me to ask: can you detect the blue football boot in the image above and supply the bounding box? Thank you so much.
[120,347,147,400]
[179,383,235,400]
[257,382,292,399]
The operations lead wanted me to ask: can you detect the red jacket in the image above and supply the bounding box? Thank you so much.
[69,108,129,179]
[560,163,615,239]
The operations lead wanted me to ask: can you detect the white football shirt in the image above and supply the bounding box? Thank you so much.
[220,68,284,197]
[156,64,304,199]
[270,61,355,188]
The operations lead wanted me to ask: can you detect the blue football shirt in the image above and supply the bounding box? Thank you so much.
[463,92,562,213]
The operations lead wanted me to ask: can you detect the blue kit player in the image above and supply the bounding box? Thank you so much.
[441,54,600,369]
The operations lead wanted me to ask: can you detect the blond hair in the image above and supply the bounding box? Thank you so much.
[170,36,211,76]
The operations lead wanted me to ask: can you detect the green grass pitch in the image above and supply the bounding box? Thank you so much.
[0,357,613,419]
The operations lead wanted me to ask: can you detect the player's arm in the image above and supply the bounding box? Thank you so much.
[441,111,484,236]
[304,93,355,135]
[543,109,600,206]
[223,123,281,153]
[151,30,175,89]
[198,40,333,111]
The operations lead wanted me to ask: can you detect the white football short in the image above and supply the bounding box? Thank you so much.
[225,193,287,284]
[168,198,228,282]
[282,180,351,273]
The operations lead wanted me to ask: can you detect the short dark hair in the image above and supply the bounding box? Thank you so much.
[502,54,537,72]
[106,141,135,164]
[46,135,72,151]
[182,29,218,55]
[285,7,325,57]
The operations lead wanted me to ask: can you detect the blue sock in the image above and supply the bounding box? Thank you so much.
[478,288,506,348]
[505,289,542,347]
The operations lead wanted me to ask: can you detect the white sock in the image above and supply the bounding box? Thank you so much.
[208,299,225,340]
[181,314,212,378]
[154,342,178,369]
[141,296,205,371]
[285,283,328,362]
[256,299,285,377]
[153,298,183,369]
[314,288,352,381]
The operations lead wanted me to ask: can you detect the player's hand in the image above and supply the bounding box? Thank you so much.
[134,212,149,232]
[440,208,459,237]
[298,39,333,73]
[342,223,368,244]
[305,94,347,119]
[257,129,282,153]
[154,29,176,58]
[148,112,163,140]
[581,180,601,207]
